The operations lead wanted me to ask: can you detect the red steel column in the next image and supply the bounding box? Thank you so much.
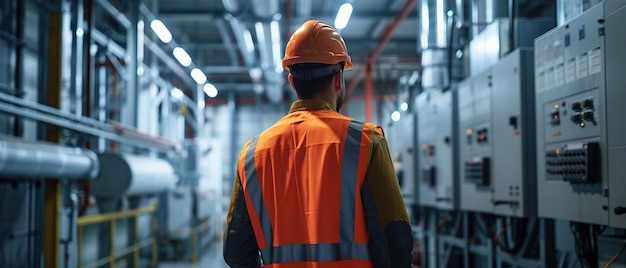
[365,63,373,122]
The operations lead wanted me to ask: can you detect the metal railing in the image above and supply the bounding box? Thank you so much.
[189,220,215,263]
[77,205,158,268]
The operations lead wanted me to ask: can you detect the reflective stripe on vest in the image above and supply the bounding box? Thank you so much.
[244,137,275,261]
[242,120,371,264]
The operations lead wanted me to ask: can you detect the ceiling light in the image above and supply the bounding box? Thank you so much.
[334,3,353,30]
[391,111,401,121]
[170,88,184,100]
[173,47,192,67]
[150,19,172,43]
[198,99,205,109]
[400,102,409,111]
[243,29,255,54]
[203,83,218,98]
[190,68,207,84]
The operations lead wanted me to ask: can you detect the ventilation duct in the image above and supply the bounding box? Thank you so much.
[222,0,256,68]
[420,0,453,91]
[0,136,99,180]
[252,0,285,103]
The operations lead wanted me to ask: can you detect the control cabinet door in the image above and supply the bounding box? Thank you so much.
[605,3,626,228]
[433,91,455,210]
[491,50,526,217]
[417,92,438,207]
[458,69,494,214]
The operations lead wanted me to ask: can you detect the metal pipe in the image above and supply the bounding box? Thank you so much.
[420,0,451,92]
[91,153,177,199]
[13,0,25,136]
[97,0,196,88]
[0,94,177,151]
[215,19,239,66]
[252,0,279,18]
[69,0,84,116]
[225,14,256,68]
[95,0,130,28]
[296,0,312,18]
[345,0,418,103]
[0,135,99,179]
[228,90,237,186]
[124,0,140,128]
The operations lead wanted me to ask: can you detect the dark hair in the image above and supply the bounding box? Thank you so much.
[290,63,343,99]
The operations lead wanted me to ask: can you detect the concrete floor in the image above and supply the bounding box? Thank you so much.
[159,240,228,268]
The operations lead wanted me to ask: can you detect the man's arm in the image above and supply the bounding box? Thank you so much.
[223,177,261,267]
[363,134,413,267]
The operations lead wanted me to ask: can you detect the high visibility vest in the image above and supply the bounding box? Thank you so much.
[238,111,378,267]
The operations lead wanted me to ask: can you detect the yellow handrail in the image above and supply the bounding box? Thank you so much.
[77,204,159,268]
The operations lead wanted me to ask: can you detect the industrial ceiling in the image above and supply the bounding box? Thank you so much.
[123,0,421,102]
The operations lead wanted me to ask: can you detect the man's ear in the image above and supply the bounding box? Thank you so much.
[333,71,343,92]
[288,73,296,92]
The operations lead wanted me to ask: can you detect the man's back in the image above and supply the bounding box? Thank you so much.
[251,105,371,245]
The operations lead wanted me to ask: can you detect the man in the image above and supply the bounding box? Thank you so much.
[224,20,413,267]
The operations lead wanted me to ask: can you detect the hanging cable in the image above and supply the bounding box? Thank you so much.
[604,241,626,268]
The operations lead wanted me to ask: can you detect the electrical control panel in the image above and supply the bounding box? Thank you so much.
[388,113,417,206]
[604,2,626,229]
[534,3,608,225]
[417,90,458,210]
[490,49,536,217]
[457,49,537,217]
[458,69,494,214]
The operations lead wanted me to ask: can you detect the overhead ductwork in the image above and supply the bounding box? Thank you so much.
[0,136,99,180]
[222,0,285,103]
[224,13,257,68]
[420,0,466,91]
[252,0,284,103]
[420,0,453,91]
[296,0,312,19]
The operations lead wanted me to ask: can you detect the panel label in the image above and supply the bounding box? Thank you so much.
[555,63,565,87]
[577,53,589,78]
[589,47,602,75]
[546,66,555,91]
[566,58,577,83]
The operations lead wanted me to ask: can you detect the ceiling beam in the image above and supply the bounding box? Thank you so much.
[158,10,417,22]
[174,38,415,51]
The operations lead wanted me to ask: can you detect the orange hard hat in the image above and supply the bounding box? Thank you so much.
[282,20,353,72]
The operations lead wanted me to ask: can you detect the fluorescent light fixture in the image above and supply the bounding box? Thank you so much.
[173,47,192,67]
[436,0,445,46]
[150,19,172,43]
[249,67,262,80]
[420,0,429,49]
[203,83,218,98]
[334,3,353,30]
[198,99,205,109]
[190,68,207,84]
[170,88,184,100]
[243,29,255,53]
[408,71,419,86]
[271,21,283,73]
[400,102,409,111]
[391,111,401,121]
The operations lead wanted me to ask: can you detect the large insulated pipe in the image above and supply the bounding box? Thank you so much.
[420,0,452,91]
[91,153,177,199]
[0,136,99,179]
